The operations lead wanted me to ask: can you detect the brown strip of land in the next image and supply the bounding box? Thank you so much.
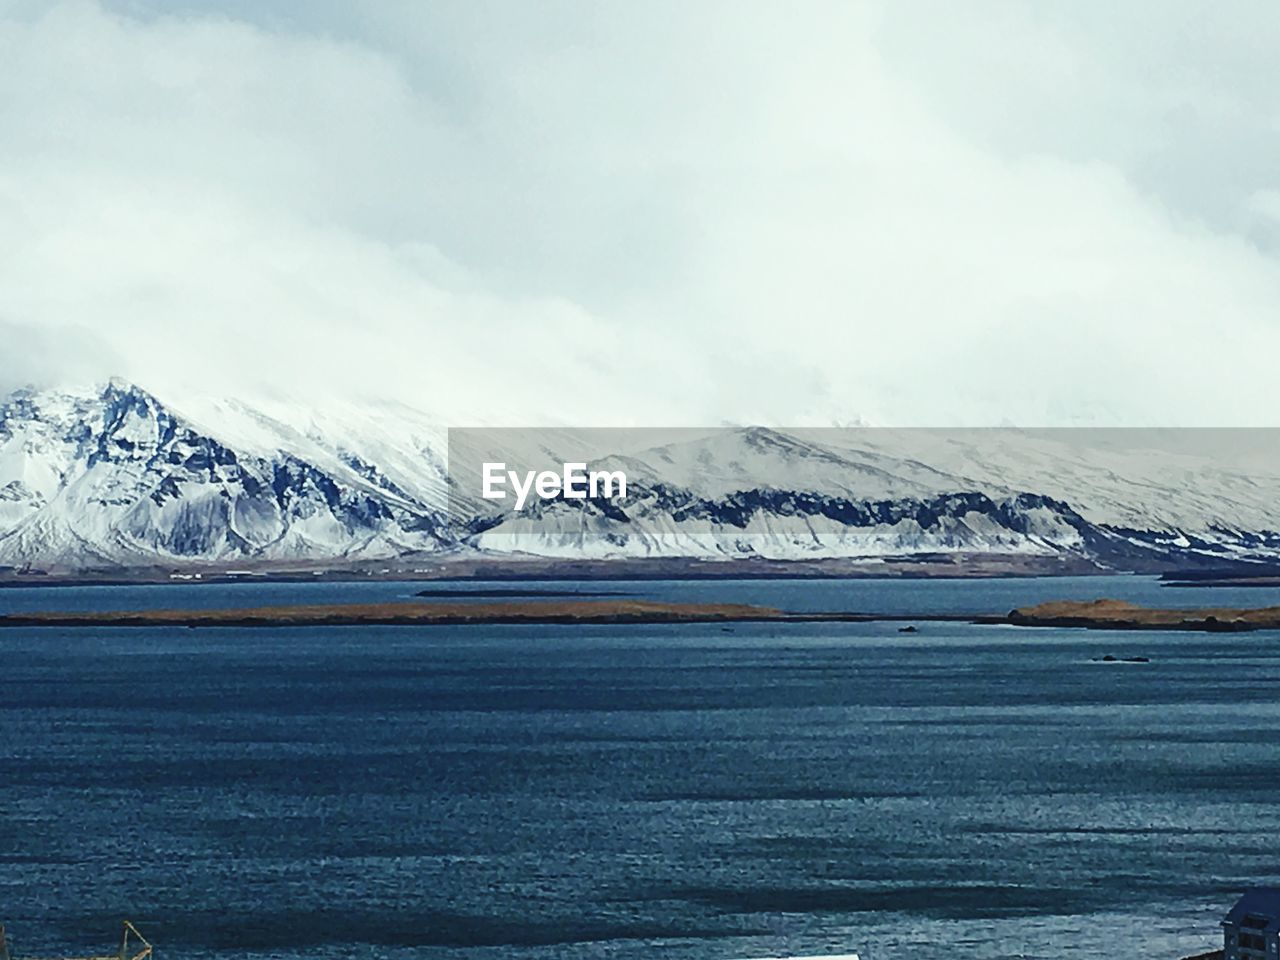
[0,599,806,628]
[2,597,1280,631]
[1010,598,1280,632]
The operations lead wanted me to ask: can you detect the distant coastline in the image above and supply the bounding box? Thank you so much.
[0,598,978,628]
[11,552,1280,591]
[0,551,1123,588]
[4,595,1280,633]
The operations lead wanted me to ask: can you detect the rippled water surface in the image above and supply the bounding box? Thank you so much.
[1,577,1276,958]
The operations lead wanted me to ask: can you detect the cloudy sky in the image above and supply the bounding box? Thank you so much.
[1,1,1279,425]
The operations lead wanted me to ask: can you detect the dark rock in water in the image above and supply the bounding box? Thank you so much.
[898,625,918,633]
[1092,654,1150,663]
[1099,654,1118,662]
[1202,615,1252,632]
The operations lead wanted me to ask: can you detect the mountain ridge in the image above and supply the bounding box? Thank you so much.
[1,380,1278,573]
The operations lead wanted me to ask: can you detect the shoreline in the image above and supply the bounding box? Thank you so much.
[1,597,1279,632]
[0,553,1119,588]
[0,598,993,629]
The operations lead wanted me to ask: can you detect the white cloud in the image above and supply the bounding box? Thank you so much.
[1,1,1278,425]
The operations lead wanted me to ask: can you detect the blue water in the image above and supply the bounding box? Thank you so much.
[1,577,1277,959]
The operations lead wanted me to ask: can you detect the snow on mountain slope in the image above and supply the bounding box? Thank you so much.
[474,490,1094,561]
[2,381,1278,570]
[0,381,449,567]
[813,428,1280,536]
[470,427,1280,564]
[174,394,453,514]
[590,427,972,501]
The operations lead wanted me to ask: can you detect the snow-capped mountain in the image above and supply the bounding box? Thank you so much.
[469,426,1280,565]
[1,381,1278,571]
[0,381,450,567]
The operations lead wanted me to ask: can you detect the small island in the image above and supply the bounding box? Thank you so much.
[1008,598,1280,632]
